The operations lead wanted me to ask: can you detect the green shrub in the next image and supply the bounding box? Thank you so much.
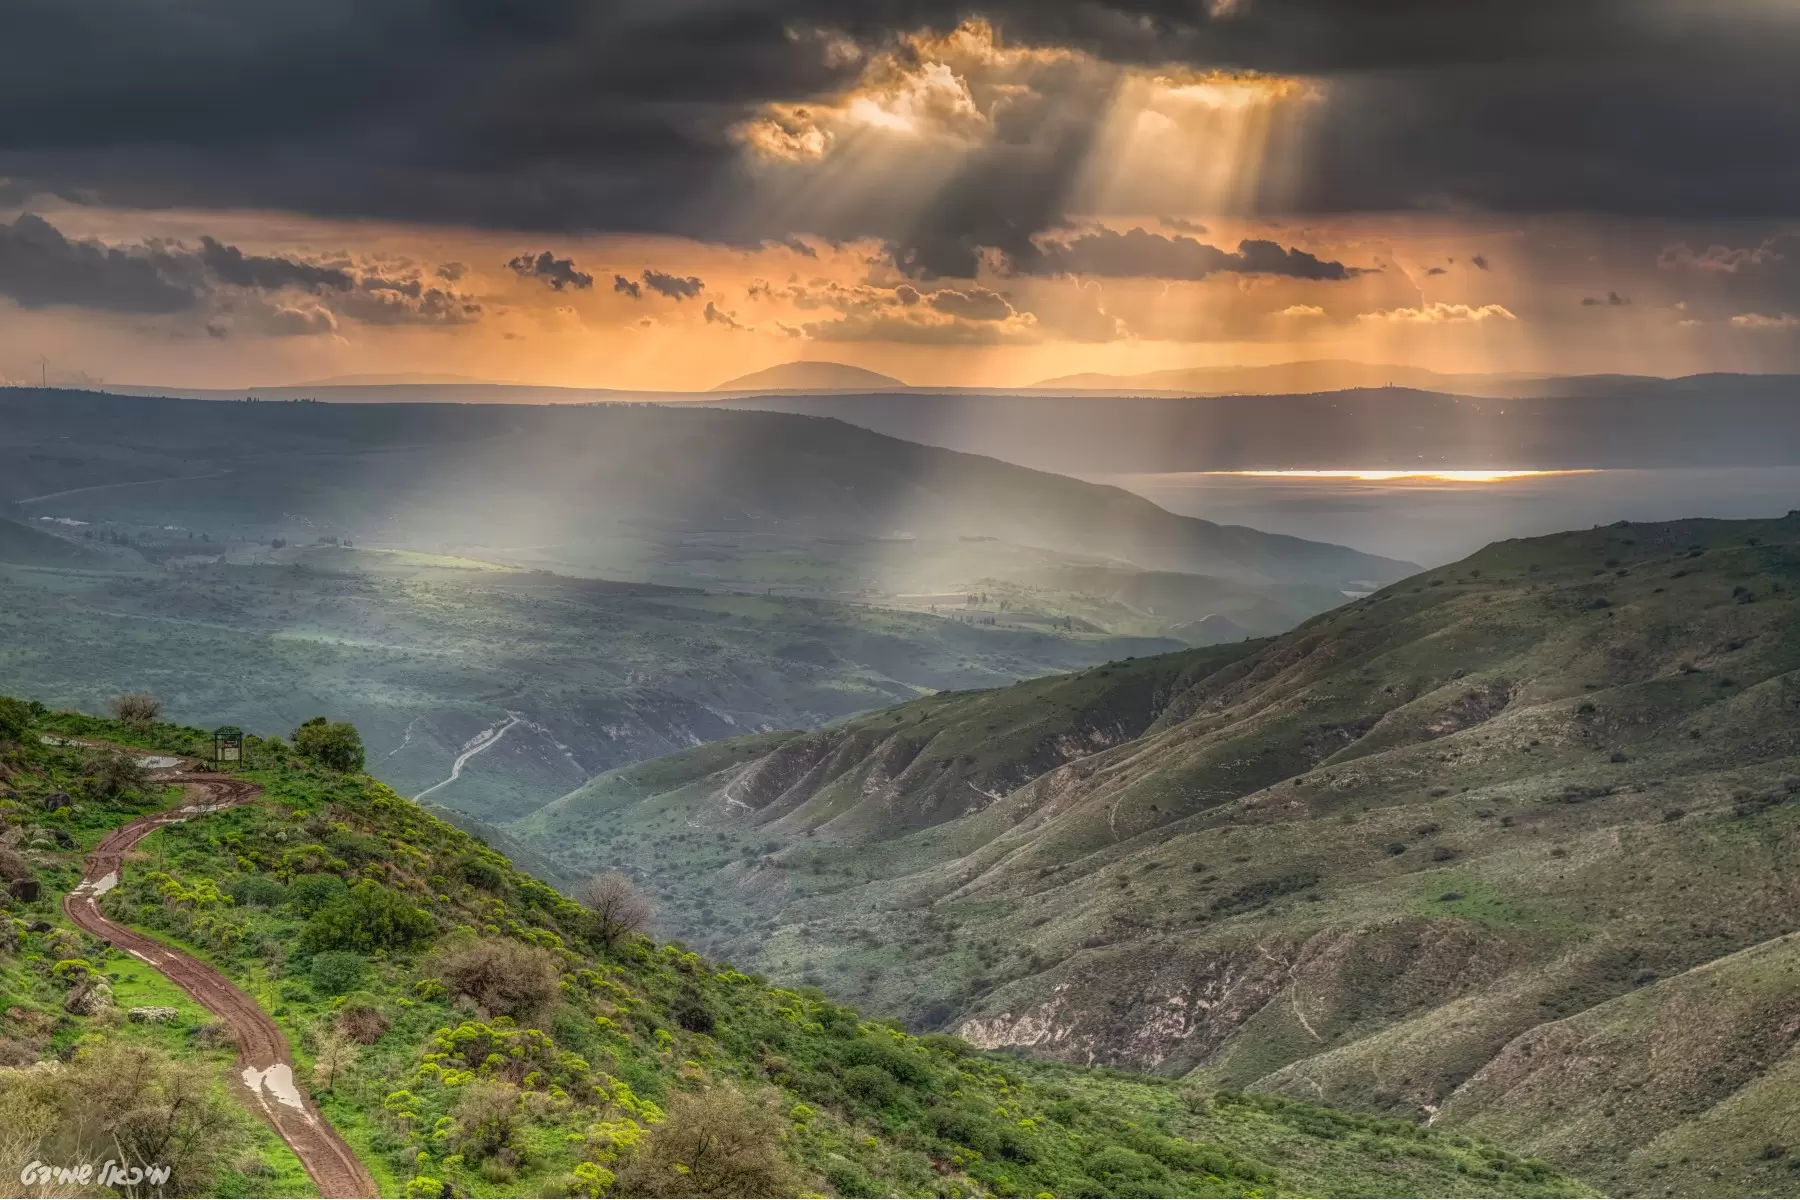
[326,829,387,862]
[458,854,506,891]
[293,717,366,772]
[842,1064,897,1107]
[0,696,34,742]
[670,987,716,1034]
[310,951,369,996]
[230,875,288,907]
[286,872,349,915]
[302,881,435,953]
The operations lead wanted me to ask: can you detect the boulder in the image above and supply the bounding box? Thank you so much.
[8,879,41,903]
[63,981,113,1016]
[127,1006,182,1024]
[41,793,71,813]
[52,829,75,849]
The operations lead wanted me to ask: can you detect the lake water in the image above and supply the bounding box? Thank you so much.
[1096,466,1800,567]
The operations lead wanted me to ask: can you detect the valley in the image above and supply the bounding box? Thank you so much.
[507,513,1800,1196]
[0,387,1407,823]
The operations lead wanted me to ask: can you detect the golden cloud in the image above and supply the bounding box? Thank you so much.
[1358,302,1517,323]
[1729,311,1800,329]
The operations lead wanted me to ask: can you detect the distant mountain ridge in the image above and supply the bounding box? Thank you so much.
[713,361,908,392]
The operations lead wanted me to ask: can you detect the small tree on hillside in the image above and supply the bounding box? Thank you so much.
[0,696,35,743]
[577,872,654,948]
[83,750,150,800]
[293,717,365,772]
[109,692,163,728]
[615,1085,805,1197]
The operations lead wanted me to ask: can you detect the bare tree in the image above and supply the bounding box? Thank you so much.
[576,872,654,947]
[310,1024,360,1094]
[108,692,163,728]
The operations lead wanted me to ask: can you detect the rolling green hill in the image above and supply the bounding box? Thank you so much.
[509,512,1800,1196]
[0,705,1582,1198]
[0,547,1178,822]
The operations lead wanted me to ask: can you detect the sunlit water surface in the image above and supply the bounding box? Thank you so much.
[1096,466,1800,567]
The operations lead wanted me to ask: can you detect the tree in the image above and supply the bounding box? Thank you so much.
[577,872,654,947]
[0,695,33,742]
[82,749,149,800]
[293,717,365,772]
[108,691,163,728]
[615,1086,805,1198]
[311,1024,360,1093]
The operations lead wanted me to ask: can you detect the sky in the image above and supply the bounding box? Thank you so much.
[4,0,1800,392]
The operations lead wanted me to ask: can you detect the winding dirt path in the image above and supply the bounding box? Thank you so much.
[63,769,379,1199]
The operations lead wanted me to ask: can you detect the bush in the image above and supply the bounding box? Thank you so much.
[310,951,369,996]
[335,995,391,1045]
[287,872,348,915]
[326,829,386,862]
[842,1064,898,1107]
[0,1040,242,1195]
[0,696,34,742]
[435,937,561,1020]
[293,717,366,773]
[82,750,150,800]
[108,692,163,728]
[459,854,506,891]
[230,875,288,907]
[670,987,716,1034]
[615,1086,805,1197]
[302,881,435,953]
[451,1079,521,1162]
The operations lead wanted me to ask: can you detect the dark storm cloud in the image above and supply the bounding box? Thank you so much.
[1017,228,1364,281]
[200,236,352,291]
[506,250,594,291]
[0,212,477,330]
[0,212,196,312]
[1582,291,1630,306]
[642,270,705,300]
[3,0,1800,266]
[613,274,643,299]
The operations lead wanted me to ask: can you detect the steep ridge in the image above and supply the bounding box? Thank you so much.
[0,705,1581,1198]
[511,512,1800,1195]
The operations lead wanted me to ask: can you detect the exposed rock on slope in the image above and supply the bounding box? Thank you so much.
[513,513,1800,1195]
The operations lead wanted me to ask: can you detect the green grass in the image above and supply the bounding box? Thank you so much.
[1,707,1581,1198]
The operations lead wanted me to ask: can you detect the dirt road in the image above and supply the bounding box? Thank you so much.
[63,770,380,1199]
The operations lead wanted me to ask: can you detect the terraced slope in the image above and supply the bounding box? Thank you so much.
[512,513,1800,1196]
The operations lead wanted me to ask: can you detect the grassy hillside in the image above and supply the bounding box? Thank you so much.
[511,513,1800,1195]
[0,706,1581,1198]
